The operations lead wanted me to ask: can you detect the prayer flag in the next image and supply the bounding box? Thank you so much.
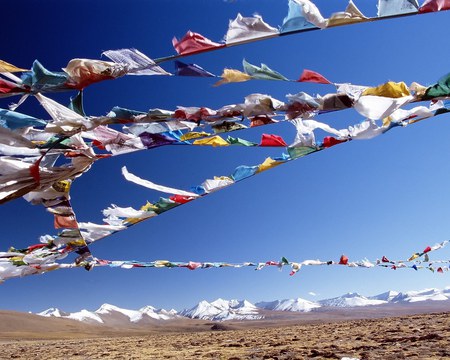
[419,0,450,12]
[298,69,332,84]
[172,31,225,55]
[174,61,215,77]
[224,13,279,44]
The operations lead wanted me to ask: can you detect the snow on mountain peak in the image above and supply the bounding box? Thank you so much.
[36,287,450,325]
[67,309,104,323]
[181,299,262,321]
[256,298,320,312]
[96,303,144,322]
[319,293,386,308]
[37,308,68,317]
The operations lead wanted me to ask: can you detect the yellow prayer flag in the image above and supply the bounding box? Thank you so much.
[0,60,28,73]
[257,157,282,173]
[154,260,170,267]
[180,131,211,141]
[408,253,420,261]
[141,201,158,212]
[362,81,410,98]
[213,68,252,87]
[214,176,233,181]
[193,136,229,147]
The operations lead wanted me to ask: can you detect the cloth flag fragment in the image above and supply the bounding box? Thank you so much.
[172,31,225,55]
[377,0,419,17]
[419,0,450,12]
[102,48,171,76]
[327,1,368,27]
[214,69,252,86]
[242,59,288,81]
[298,69,332,84]
[0,60,27,73]
[122,167,199,197]
[224,13,279,44]
[174,61,215,77]
[280,0,317,32]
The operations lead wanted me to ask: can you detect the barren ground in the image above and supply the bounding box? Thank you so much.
[0,312,449,359]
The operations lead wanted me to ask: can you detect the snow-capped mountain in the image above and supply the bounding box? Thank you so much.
[256,298,320,312]
[319,292,387,308]
[369,290,399,302]
[66,309,104,324]
[389,288,449,303]
[37,287,450,324]
[37,308,68,318]
[38,303,178,324]
[181,298,262,321]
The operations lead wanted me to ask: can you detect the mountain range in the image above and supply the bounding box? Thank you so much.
[38,287,450,324]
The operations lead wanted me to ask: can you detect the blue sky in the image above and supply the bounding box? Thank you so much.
[1,0,449,313]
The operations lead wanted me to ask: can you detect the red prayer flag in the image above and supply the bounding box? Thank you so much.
[29,157,42,185]
[172,31,225,56]
[322,136,347,148]
[437,267,444,273]
[419,0,450,12]
[339,255,348,265]
[54,214,78,229]
[28,244,47,252]
[381,256,390,263]
[0,79,25,95]
[170,195,194,204]
[250,115,276,127]
[187,261,202,270]
[298,69,332,84]
[260,134,288,147]
[423,246,432,253]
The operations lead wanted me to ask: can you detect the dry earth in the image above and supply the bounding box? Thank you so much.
[0,312,449,359]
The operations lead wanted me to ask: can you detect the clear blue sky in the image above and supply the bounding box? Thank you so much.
[1,0,449,313]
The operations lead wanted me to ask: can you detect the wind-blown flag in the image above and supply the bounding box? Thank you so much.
[423,73,450,99]
[327,0,368,27]
[260,134,288,147]
[174,61,215,77]
[122,167,199,197]
[214,69,252,86]
[172,31,225,56]
[362,81,411,98]
[22,60,69,92]
[377,0,419,17]
[242,59,288,81]
[291,0,328,29]
[0,60,27,73]
[224,13,279,44]
[102,48,171,76]
[64,59,127,90]
[0,79,25,96]
[280,0,316,33]
[298,69,332,84]
[419,0,450,12]
[0,109,46,130]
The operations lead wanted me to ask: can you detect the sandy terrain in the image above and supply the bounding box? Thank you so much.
[0,311,449,359]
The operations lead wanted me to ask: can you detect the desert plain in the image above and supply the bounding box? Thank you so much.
[0,307,449,359]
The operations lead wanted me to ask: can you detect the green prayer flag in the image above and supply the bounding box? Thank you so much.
[287,146,317,159]
[226,136,258,146]
[242,59,289,81]
[424,73,450,100]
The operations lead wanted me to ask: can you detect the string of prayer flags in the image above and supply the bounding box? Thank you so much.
[58,240,450,278]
